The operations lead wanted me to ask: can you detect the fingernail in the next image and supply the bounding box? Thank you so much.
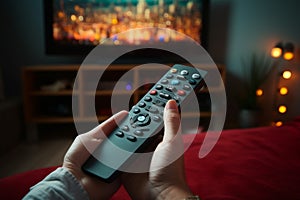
[165,100,178,110]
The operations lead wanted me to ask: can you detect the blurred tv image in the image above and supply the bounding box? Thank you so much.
[52,0,204,46]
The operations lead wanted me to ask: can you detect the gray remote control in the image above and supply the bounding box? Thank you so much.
[82,64,207,182]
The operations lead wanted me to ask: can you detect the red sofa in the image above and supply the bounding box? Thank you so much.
[1,117,300,200]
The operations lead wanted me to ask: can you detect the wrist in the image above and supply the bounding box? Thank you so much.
[155,184,193,200]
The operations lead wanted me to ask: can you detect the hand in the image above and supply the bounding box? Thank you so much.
[122,100,193,200]
[63,110,127,200]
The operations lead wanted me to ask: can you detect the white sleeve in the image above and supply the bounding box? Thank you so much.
[22,167,89,200]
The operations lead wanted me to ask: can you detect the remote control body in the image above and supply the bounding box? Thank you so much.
[82,64,207,182]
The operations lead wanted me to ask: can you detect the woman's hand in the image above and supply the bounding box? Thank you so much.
[63,110,127,200]
[122,100,193,200]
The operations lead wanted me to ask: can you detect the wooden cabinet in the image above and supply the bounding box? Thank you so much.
[23,64,225,139]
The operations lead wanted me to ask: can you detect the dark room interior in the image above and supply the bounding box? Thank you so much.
[0,0,300,199]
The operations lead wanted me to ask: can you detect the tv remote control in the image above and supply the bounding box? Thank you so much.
[82,64,207,182]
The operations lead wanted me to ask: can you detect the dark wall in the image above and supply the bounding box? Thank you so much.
[0,0,84,97]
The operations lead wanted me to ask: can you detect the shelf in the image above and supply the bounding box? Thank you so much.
[23,64,226,134]
[31,90,77,96]
[32,116,75,123]
[87,90,133,96]
[182,112,211,118]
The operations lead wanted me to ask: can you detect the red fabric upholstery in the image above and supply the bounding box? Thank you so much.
[0,166,58,200]
[1,117,300,200]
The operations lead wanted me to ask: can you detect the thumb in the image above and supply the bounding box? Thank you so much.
[163,100,181,142]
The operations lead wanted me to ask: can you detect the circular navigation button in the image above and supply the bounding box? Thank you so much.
[137,115,146,122]
[171,80,180,85]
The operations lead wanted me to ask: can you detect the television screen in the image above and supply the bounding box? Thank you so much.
[44,0,209,55]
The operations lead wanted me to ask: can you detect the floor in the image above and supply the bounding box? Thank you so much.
[0,127,74,178]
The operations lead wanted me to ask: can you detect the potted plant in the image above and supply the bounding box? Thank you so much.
[238,53,273,127]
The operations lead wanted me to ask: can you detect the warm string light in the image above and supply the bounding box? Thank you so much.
[283,52,294,60]
[256,89,263,96]
[274,121,283,127]
[283,43,295,60]
[270,42,295,126]
[278,105,287,114]
[271,47,282,58]
[271,42,283,58]
[279,87,288,95]
[282,70,292,79]
[271,42,295,60]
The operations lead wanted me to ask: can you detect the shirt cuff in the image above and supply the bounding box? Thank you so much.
[23,167,89,200]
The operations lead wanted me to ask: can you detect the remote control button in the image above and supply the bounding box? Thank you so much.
[137,115,146,122]
[130,113,151,127]
[155,84,163,90]
[144,96,152,102]
[115,131,124,137]
[189,79,197,85]
[180,70,189,75]
[138,102,146,108]
[170,68,177,73]
[177,75,186,80]
[192,73,201,79]
[152,115,161,122]
[134,130,143,136]
[153,99,165,107]
[133,108,140,114]
[127,135,137,142]
[150,90,157,95]
[122,125,130,132]
[183,84,191,90]
[166,74,174,79]
[161,79,168,84]
[173,95,180,102]
[171,80,180,85]
[166,86,176,92]
[159,92,171,100]
[177,90,186,96]
[145,106,159,114]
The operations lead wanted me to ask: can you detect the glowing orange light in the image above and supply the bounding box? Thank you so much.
[283,42,294,60]
[279,87,288,95]
[282,70,292,79]
[256,89,263,96]
[283,52,294,60]
[271,47,282,58]
[111,18,118,25]
[278,105,287,114]
[58,11,65,18]
[78,15,84,21]
[274,121,283,127]
[70,14,77,22]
